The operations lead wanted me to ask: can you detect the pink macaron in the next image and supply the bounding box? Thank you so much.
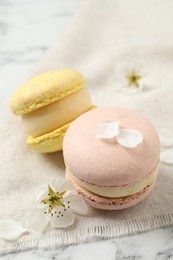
[63,107,160,210]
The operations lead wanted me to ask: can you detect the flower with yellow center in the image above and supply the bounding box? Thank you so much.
[41,185,67,214]
[108,63,145,95]
[30,179,89,232]
[126,69,141,88]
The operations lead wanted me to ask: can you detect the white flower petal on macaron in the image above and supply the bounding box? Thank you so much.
[64,191,89,215]
[50,207,76,228]
[0,220,27,241]
[157,128,173,147]
[96,121,120,139]
[117,128,143,148]
[160,150,173,165]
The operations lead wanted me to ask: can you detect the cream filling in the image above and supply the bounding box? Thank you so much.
[66,163,159,198]
[22,88,91,137]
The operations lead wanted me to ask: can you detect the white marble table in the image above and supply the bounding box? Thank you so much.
[1,0,173,259]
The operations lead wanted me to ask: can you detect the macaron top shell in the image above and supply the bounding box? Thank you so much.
[9,70,85,115]
[63,107,160,187]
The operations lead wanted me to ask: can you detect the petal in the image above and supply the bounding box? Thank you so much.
[50,206,75,228]
[157,128,173,147]
[115,62,145,77]
[51,178,73,192]
[123,83,143,95]
[117,128,143,148]
[30,206,49,233]
[160,150,173,165]
[96,121,120,139]
[126,64,145,77]
[64,191,89,215]
[36,186,48,202]
[0,220,27,241]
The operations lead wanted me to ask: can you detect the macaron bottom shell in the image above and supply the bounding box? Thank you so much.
[66,163,159,210]
[66,163,159,198]
[80,180,156,210]
[27,122,70,153]
[27,105,96,153]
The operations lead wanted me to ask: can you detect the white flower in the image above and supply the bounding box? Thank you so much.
[124,67,143,94]
[30,179,89,232]
[109,62,145,94]
[96,121,143,148]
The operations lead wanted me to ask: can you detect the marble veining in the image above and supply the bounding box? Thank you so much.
[1,228,173,259]
[0,0,173,259]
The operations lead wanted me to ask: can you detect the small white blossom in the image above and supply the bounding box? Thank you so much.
[30,179,89,232]
[109,62,146,94]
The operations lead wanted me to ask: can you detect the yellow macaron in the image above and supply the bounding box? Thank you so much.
[9,70,93,153]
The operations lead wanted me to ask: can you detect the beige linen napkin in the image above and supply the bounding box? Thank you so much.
[1,0,173,254]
